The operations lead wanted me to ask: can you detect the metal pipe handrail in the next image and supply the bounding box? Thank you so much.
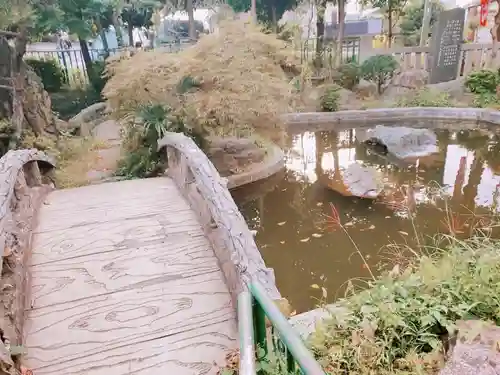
[238,281,325,375]
[250,282,325,375]
[238,291,256,375]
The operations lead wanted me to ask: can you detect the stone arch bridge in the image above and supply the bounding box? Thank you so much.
[0,132,324,375]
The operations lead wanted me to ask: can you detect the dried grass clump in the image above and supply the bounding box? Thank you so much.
[104,20,300,141]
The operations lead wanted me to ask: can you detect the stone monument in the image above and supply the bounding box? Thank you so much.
[429,7,466,84]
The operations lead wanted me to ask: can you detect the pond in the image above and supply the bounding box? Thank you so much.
[231,123,500,314]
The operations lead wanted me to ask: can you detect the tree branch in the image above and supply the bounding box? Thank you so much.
[0,30,20,37]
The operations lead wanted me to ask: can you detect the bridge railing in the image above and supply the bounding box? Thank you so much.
[239,282,325,375]
[158,133,324,374]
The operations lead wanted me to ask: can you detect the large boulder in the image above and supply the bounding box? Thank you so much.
[206,137,266,177]
[22,66,55,135]
[392,69,429,89]
[426,77,473,106]
[356,125,439,160]
[68,102,109,136]
[323,163,384,199]
[353,79,377,97]
[337,88,363,110]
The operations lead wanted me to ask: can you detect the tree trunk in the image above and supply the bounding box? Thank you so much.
[336,0,345,66]
[186,0,196,40]
[492,0,500,58]
[387,6,393,48]
[127,23,134,46]
[78,37,93,79]
[0,30,28,150]
[271,6,278,33]
[113,12,124,47]
[315,0,326,69]
[0,31,55,154]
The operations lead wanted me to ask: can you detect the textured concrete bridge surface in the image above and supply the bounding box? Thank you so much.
[23,177,237,375]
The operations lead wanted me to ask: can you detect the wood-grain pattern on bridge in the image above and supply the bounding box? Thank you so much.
[24,177,237,375]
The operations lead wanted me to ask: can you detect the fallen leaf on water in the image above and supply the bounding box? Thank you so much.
[316,202,323,207]
[300,237,310,242]
[368,225,375,230]
[277,221,286,226]
[344,221,354,227]
[398,231,409,236]
[280,241,285,244]
[311,284,320,289]
[385,216,391,219]
[312,233,323,238]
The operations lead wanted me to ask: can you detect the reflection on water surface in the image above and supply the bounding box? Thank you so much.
[232,125,500,313]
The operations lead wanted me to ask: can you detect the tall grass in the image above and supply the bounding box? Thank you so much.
[308,231,500,374]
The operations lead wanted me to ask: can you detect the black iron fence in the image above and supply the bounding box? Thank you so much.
[24,48,124,87]
[299,37,360,65]
[24,41,195,87]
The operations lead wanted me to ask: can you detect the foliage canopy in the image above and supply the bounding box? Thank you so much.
[361,54,398,94]
[399,0,443,46]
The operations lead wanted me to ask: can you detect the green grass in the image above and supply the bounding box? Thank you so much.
[394,88,453,108]
[308,235,500,374]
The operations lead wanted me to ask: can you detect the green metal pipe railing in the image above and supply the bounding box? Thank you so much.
[238,291,256,375]
[238,282,325,375]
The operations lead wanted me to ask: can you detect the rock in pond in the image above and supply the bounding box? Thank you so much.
[357,125,439,160]
[323,163,384,199]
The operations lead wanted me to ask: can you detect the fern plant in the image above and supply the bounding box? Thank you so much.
[118,103,202,179]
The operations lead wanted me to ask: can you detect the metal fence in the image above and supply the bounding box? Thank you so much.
[24,48,121,87]
[24,41,195,87]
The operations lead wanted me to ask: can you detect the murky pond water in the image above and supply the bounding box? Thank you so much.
[232,123,500,313]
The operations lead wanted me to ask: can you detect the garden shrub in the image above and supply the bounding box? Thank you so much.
[25,58,66,92]
[334,62,361,90]
[465,69,499,94]
[472,92,500,109]
[117,103,203,179]
[0,119,14,157]
[50,86,101,120]
[320,84,341,112]
[104,20,300,142]
[361,54,399,94]
[395,88,452,107]
[50,60,109,120]
[88,60,108,98]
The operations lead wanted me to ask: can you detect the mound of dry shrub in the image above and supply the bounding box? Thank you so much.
[103,20,300,141]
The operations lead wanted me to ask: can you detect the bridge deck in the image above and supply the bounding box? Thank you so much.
[23,177,237,375]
